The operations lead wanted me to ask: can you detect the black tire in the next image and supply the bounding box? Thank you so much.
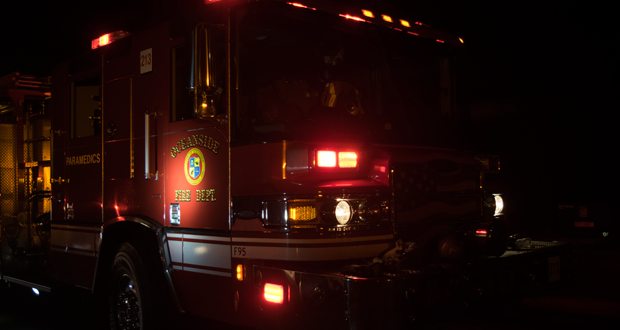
[108,242,162,330]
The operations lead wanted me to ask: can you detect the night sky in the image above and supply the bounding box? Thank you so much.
[1,0,614,231]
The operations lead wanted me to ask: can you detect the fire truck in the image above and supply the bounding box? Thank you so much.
[1,0,569,329]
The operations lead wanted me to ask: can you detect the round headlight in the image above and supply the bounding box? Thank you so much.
[335,201,352,225]
[493,194,504,216]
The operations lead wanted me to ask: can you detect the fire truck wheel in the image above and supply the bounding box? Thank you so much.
[108,242,161,330]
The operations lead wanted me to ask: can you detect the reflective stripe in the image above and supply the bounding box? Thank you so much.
[231,242,388,261]
[231,234,392,244]
[183,267,231,277]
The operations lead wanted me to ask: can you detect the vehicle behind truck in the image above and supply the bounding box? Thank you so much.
[0,0,569,329]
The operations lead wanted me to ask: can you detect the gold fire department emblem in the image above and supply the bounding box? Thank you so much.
[184,148,205,185]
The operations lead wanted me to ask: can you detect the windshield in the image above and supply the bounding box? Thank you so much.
[233,2,458,147]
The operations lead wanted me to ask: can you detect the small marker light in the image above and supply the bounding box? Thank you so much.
[236,264,244,281]
[400,19,411,27]
[381,15,393,23]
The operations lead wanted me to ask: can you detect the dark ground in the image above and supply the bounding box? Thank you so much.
[1,236,619,330]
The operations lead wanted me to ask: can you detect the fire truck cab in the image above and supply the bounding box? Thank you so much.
[1,1,569,329]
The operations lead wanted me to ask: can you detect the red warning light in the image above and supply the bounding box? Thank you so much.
[91,31,131,49]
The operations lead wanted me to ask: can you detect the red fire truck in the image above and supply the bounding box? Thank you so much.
[1,0,569,329]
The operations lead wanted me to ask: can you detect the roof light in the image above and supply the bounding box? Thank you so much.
[400,19,411,27]
[91,31,130,49]
[338,152,357,168]
[362,9,374,18]
[317,150,337,167]
[339,14,367,22]
[287,2,316,10]
[264,283,284,304]
[381,15,393,23]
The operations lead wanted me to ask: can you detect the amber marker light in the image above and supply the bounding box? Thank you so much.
[338,152,357,168]
[264,283,284,304]
[400,19,411,27]
[362,9,374,18]
[382,15,393,23]
[236,264,244,281]
[459,37,464,43]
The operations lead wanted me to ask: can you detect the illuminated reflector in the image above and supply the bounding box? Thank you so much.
[236,264,244,281]
[264,283,284,304]
[317,150,337,167]
[476,229,488,236]
[338,152,357,168]
[407,31,419,36]
[436,39,445,43]
[381,15,393,22]
[362,9,374,18]
[400,19,411,27]
[91,31,131,49]
[289,206,317,221]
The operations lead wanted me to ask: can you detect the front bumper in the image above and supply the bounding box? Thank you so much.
[253,241,570,330]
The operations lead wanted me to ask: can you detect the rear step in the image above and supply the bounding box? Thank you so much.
[1,275,52,293]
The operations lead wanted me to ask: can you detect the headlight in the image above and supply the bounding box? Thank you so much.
[493,194,504,216]
[485,194,504,216]
[335,201,352,225]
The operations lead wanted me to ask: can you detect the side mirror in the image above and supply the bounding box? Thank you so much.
[194,23,223,119]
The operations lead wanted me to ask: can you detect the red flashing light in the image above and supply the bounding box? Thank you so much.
[91,31,130,49]
[317,150,337,167]
[264,283,284,304]
[338,152,357,168]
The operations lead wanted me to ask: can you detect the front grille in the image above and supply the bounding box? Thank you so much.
[392,163,481,224]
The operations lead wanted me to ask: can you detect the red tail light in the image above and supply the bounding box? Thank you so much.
[476,229,488,236]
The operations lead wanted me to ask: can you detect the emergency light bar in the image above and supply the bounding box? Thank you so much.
[91,31,131,49]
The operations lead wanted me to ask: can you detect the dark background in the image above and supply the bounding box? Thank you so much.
[1,0,615,236]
